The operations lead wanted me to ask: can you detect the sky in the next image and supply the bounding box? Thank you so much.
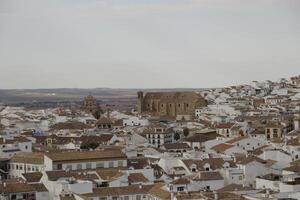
[0,0,299,89]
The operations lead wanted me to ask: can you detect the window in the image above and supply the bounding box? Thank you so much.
[136,195,141,200]
[57,164,62,170]
[124,196,129,200]
[177,187,184,191]
[66,165,72,170]
[109,162,114,168]
[86,163,92,169]
[267,129,270,133]
[77,164,82,170]
[96,162,104,168]
[118,161,123,167]
[274,129,278,134]
[239,176,243,180]
[206,186,210,190]
[205,167,210,171]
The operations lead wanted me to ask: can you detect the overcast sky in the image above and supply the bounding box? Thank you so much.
[0,0,299,89]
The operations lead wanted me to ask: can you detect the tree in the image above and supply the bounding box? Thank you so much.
[92,107,103,119]
[80,142,99,150]
[174,132,181,141]
[183,128,190,137]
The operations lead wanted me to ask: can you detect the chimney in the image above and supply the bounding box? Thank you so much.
[265,189,270,198]
[213,191,218,200]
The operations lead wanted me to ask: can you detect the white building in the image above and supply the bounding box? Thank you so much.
[123,116,149,127]
[44,149,127,171]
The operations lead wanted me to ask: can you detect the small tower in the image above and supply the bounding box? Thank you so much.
[137,91,144,114]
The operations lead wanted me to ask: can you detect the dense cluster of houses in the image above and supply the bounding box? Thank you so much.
[1,75,300,200]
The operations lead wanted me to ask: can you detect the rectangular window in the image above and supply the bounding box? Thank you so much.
[86,163,92,169]
[177,187,184,191]
[57,164,62,170]
[77,164,82,170]
[96,162,104,168]
[118,161,123,167]
[66,165,72,170]
[109,162,114,168]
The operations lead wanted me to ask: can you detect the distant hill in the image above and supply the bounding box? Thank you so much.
[0,88,202,109]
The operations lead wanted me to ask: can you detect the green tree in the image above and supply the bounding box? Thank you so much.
[174,132,181,141]
[80,142,99,150]
[92,107,103,119]
[183,128,190,137]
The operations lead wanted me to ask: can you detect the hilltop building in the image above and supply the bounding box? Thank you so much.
[80,95,99,113]
[137,91,207,119]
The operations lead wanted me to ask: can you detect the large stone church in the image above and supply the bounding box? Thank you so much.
[137,91,207,118]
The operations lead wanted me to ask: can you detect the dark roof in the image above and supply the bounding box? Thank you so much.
[183,158,236,171]
[45,149,126,162]
[11,152,44,165]
[258,173,282,181]
[128,158,151,169]
[216,123,235,129]
[128,173,149,184]
[22,172,43,183]
[171,177,190,185]
[50,121,92,130]
[236,155,266,165]
[46,170,99,181]
[163,143,190,150]
[0,182,47,194]
[193,171,223,181]
[184,132,220,143]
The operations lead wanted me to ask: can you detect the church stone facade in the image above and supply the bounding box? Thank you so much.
[137,91,207,118]
[80,95,99,113]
